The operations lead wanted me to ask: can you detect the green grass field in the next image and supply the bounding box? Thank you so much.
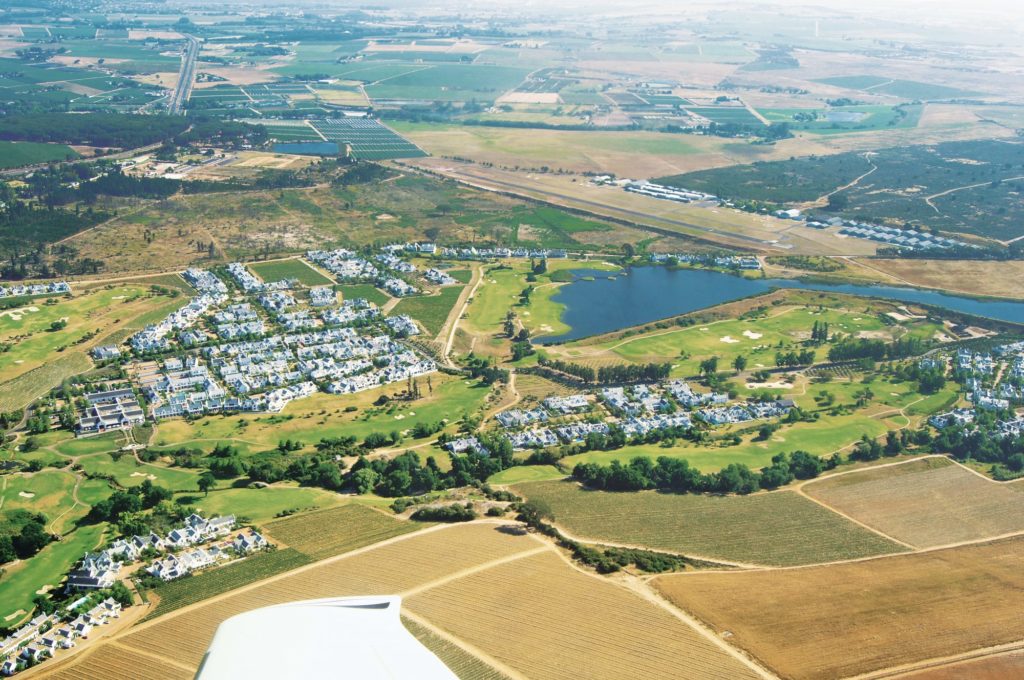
[336,284,391,307]
[392,285,465,337]
[488,465,565,485]
[0,141,79,169]
[248,259,333,286]
[0,524,106,624]
[514,480,905,566]
[180,485,346,524]
[76,453,203,492]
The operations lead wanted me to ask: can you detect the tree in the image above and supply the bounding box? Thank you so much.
[197,472,216,496]
[699,356,719,377]
[13,521,51,559]
[109,581,134,608]
[827,192,849,211]
[732,355,747,373]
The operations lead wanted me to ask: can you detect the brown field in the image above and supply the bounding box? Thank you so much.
[851,258,1024,299]
[39,522,762,680]
[44,643,193,680]
[898,649,1024,680]
[654,536,1024,680]
[803,457,1024,548]
[405,550,763,680]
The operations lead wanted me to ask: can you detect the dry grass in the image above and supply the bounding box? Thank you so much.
[407,550,762,680]
[853,259,1024,298]
[898,649,1024,680]
[654,536,1024,680]
[804,458,1024,548]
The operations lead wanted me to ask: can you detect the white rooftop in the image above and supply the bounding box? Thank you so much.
[197,596,457,680]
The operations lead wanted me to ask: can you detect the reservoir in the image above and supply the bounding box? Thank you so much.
[538,266,1024,343]
[272,141,340,156]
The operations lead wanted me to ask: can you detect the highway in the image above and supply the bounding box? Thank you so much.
[168,34,200,115]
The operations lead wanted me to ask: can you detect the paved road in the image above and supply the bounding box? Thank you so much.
[168,34,200,115]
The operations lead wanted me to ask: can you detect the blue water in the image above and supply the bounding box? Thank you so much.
[538,266,1024,343]
[272,141,340,156]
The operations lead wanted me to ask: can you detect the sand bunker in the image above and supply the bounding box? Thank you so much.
[742,330,763,339]
[18,491,35,499]
[747,381,793,390]
[720,336,739,343]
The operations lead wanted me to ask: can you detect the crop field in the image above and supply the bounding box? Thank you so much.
[0,141,79,168]
[365,64,531,102]
[247,258,333,286]
[654,536,1024,679]
[407,550,763,680]
[392,285,465,336]
[402,618,515,680]
[308,118,426,160]
[111,525,540,672]
[816,75,980,100]
[803,457,1024,548]
[44,644,193,680]
[899,650,1024,680]
[657,139,1024,240]
[263,504,422,559]
[686,106,764,126]
[455,205,613,250]
[514,481,904,566]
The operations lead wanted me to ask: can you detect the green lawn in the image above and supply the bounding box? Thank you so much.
[488,465,565,485]
[249,259,334,286]
[76,453,202,492]
[179,485,346,524]
[0,141,79,169]
[336,284,391,307]
[1,471,78,525]
[514,480,905,567]
[392,285,465,337]
[0,524,106,624]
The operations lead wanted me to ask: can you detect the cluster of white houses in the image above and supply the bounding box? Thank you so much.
[928,341,1024,439]
[648,252,761,270]
[0,600,122,676]
[483,381,792,452]
[75,388,146,437]
[0,281,70,299]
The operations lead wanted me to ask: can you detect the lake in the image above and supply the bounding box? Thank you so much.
[537,266,1024,343]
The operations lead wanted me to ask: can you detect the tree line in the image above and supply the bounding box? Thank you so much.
[537,356,671,384]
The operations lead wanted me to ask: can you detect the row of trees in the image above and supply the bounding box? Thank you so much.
[536,356,671,384]
[572,450,831,495]
[828,336,926,362]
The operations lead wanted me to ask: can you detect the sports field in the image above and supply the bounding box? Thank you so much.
[654,536,1024,679]
[804,457,1024,548]
[514,481,904,566]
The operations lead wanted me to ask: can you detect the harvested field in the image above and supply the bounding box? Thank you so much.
[804,457,1024,548]
[654,536,1024,680]
[263,504,422,559]
[114,525,535,670]
[406,550,763,680]
[852,258,1024,299]
[515,480,905,566]
[899,649,1024,680]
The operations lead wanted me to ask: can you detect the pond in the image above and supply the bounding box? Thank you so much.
[537,266,1024,344]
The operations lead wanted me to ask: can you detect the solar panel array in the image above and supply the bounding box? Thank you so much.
[309,118,426,160]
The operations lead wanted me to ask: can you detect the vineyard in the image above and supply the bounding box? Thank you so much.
[804,457,1024,548]
[654,536,1024,679]
[45,645,193,680]
[263,504,422,559]
[514,480,905,566]
[406,550,763,680]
